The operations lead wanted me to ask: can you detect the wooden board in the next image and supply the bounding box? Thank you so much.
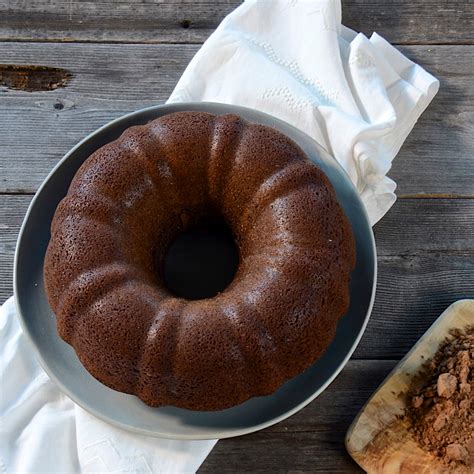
[346,300,474,473]
[0,1,472,45]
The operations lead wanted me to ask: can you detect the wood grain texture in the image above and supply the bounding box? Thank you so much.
[198,360,394,472]
[0,42,472,195]
[200,432,362,472]
[390,45,474,197]
[0,1,472,45]
[0,195,31,302]
[2,196,473,360]
[373,198,474,254]
[355,254,474,359]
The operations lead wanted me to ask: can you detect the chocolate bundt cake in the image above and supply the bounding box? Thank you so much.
[44,111,356,411]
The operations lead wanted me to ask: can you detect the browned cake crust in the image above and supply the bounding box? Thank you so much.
[44,111,356,411]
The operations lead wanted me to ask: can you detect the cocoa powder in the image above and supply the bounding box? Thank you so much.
[404,325,474,471]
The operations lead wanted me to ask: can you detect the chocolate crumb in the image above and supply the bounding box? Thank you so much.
[446,443,469,462]
[433,413,446,431]
[437,373,457,398]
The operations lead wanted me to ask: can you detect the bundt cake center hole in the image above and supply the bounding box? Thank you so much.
[161,215,239,300]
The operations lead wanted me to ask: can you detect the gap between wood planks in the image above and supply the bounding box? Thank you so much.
[398,194,474,199]
[0,38,473,46]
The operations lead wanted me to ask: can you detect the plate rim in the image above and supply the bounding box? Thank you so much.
[13,102,377,439]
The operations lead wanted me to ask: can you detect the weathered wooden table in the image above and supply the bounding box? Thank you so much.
[1,1,472,471]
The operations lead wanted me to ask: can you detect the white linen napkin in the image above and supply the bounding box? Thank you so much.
[168,0,439,225]
[0,297,217,473]
[1,1,438,472]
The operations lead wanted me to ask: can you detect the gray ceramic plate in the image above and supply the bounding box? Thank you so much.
[14,102,376,440]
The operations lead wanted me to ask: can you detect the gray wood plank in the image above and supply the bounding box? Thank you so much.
[200,432,361,472]
[2,195,473,360]
[0,195,30,303]
[199,360,394,472]
[391,45,474,197]
[0,42,472,195]
[373,198,474,254]
[354,253,474,359]
[262,360,395,434]
[0,1,472,45]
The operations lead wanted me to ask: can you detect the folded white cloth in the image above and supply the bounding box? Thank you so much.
[0,297,217,473]
[1,1,438,472]
[169,0,439,224]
